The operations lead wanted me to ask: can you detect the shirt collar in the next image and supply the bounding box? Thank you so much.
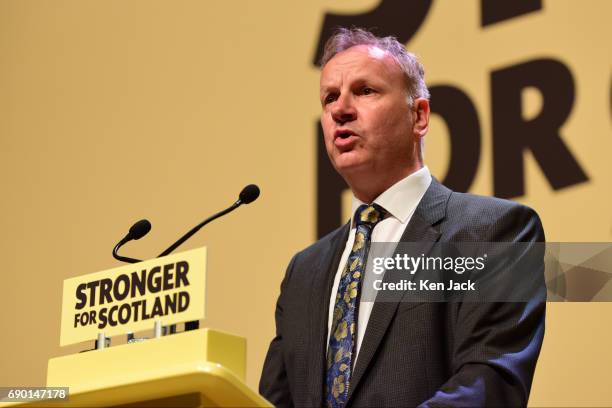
[351,166,432,226]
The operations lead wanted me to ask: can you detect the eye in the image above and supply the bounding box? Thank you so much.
[323,93,338,105]
[361,86,375,95]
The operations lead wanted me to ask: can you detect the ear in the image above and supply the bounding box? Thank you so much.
[412,98,430,139]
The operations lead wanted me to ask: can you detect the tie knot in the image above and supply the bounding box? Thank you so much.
[355,203,387,227]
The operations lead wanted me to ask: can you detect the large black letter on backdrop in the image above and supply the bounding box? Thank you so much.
[429,85,481,192]
[481,0,542,27]
[313,0,433,238]
[491,59,588,198]
[312,0,432,65]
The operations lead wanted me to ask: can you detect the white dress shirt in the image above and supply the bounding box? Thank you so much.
[326,166,432,366]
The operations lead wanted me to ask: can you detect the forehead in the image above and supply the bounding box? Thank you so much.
[320,45,402,88]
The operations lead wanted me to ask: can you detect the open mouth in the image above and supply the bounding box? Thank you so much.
[333,129,358,150]
[335,129,356,140]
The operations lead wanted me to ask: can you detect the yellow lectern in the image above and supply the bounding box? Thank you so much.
[1,247,271,407]
[3,329,270,407]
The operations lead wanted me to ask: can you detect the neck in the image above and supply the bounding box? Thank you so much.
[346,163,423,203]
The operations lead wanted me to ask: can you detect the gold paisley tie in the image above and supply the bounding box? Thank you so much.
[325,203,387,407]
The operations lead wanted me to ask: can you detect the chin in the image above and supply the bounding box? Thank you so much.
[332,156,369,177]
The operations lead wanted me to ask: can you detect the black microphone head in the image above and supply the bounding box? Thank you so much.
[239,184,260,204]
[129,219,151,240]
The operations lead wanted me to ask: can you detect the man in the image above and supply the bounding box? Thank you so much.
[260,28,545,407]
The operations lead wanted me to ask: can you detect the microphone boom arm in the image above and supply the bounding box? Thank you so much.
[113,237,144,264]
[158,200,241,257]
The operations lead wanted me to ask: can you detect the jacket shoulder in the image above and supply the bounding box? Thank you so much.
[443,191,544,242]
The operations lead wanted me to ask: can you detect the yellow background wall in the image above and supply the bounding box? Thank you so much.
[1,1,611,406]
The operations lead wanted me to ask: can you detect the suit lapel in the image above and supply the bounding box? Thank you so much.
[306,223,350,406]
[347,178,451,403]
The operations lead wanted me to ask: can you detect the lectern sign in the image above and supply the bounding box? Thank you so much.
[60,247,206,346]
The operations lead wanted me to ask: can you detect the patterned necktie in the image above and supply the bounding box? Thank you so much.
[325,203,387,407]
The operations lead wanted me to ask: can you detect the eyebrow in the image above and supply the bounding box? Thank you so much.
[320,85,337,94]
[320,77,372,93]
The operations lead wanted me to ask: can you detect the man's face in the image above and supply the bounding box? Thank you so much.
[320,45,419,184]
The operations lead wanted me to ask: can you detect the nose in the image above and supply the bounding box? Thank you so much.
[331,93,356,125]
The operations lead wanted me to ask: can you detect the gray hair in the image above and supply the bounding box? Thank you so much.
[320,27,430,104]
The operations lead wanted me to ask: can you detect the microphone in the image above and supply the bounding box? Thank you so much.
[167,184,259,333]
[112,185,259,333]
[158,184,260,257]
[112,219,152,264]
[239,184,260,204]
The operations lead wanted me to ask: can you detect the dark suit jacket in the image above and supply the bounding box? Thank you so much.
[260,179,546,407]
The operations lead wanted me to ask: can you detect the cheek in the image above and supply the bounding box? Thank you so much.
[369,111,413,152]
[321,114,333,137]
[364,113,397,143]
[320,116,336,150]
[364,105,397,131]
[381,109,413,141]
